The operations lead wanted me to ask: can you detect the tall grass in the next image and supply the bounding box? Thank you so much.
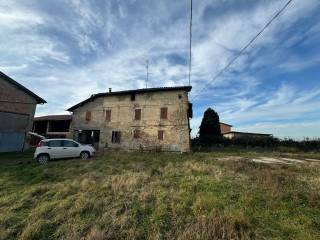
[0,152,319,239]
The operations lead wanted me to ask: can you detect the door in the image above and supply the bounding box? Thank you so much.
[0,111,29,153]
[62,140,81,158]
[47,140,64,158]
[0,132,25,152]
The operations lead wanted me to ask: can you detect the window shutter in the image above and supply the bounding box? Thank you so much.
[160,107,167,119]
[135,109,141,120]
[117,131,121,143]
[105,110,111,122]
[85,111,91,121]
[158,130,164,140]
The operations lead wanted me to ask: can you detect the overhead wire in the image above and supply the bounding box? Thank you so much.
[191,0,294,101]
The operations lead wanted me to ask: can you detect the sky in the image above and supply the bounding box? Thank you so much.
[0,0,320,139]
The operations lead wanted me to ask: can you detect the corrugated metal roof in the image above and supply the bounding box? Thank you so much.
[67,86,192,111]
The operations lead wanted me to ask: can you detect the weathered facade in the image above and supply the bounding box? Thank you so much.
[0,71,46,152]
[68,86,192,152]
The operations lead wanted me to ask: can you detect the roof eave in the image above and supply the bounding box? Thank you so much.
[0,71,46,104]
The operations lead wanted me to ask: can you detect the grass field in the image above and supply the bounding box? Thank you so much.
[0,149,320,240]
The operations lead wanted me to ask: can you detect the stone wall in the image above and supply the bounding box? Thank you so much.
[71,90,191,152]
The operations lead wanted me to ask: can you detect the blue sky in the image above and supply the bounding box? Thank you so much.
[1,0,319,139]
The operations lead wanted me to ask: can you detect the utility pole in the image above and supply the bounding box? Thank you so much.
[146,59,149,88]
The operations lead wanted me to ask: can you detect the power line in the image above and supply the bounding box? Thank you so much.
[191,0,294,101]
[188,0,193,86]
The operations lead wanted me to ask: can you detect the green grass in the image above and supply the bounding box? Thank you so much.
[0,150,320,239]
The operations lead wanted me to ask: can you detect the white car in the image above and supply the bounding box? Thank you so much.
[34,139,96,164]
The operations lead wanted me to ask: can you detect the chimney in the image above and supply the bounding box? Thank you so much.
[109,88,112,93]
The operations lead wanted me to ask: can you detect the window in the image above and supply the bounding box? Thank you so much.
[105,109,111,122]
[131,93,136,101]
[48,140,62,147]
[85,111,91,121]
[135,109,141,120]
[62,140,79,147]
[178,94,182,99]
[133,129,140,139]
[158,130,164,141]
[160,107,168,119]
[111,131,121,143]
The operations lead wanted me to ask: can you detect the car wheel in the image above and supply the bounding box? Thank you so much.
[37,154,49,164]
[80,151,90,160]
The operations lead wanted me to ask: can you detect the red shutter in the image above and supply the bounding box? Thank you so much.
[85,111,91,121]
[160,107,167,119]
[135,109,141,120]
[105,110,111,122]
[158,130,164,140]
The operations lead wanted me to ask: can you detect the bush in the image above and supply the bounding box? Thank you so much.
[191,137,320,152]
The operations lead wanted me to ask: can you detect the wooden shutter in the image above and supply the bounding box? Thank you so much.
[160,107,167,119]
[117,131,121,143]
[105,110,111,122]
[135,109,141,120]
[85,111,91,121]
[158,130,164,140]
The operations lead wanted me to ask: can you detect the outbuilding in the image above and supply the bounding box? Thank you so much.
[0,71,46,152]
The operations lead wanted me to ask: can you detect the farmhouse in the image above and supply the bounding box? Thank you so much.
[0,71,46,152]
[67,86,192,152]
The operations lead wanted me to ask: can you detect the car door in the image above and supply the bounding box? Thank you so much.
[62,140,81,158]
[47,140,64,159]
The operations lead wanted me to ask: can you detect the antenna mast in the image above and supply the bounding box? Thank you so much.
[188,0,193,86]
[146,60,149,88]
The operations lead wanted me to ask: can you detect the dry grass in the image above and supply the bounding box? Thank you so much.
[0,151,320,240]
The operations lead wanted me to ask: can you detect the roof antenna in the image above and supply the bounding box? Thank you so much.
[188,0,193,86]
[145,59,149,88]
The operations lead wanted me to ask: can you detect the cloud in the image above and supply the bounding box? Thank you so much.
[237,121,320,140]
[0,0,319,139]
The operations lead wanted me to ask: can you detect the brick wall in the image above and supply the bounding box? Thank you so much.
[0,76,37,149]
[220,123,231,134]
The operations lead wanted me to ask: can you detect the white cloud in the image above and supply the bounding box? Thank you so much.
[0,0,319,139]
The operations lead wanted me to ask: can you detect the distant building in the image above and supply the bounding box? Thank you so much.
[67,86,192,152]
[0,71,46,152]
[220,122,232,134]
[223,131,272,139]
[219,121,271,139]
[33,115,72,139]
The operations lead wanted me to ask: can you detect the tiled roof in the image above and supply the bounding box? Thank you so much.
[67,86,192,111]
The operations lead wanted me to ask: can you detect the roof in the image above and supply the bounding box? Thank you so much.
[220,122,232,127]
[34,114,72,121]
[0,71,46,104]
[223,131,272,136]
[67,86,192,111]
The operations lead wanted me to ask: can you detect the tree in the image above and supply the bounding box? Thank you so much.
[198,108,221,145]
